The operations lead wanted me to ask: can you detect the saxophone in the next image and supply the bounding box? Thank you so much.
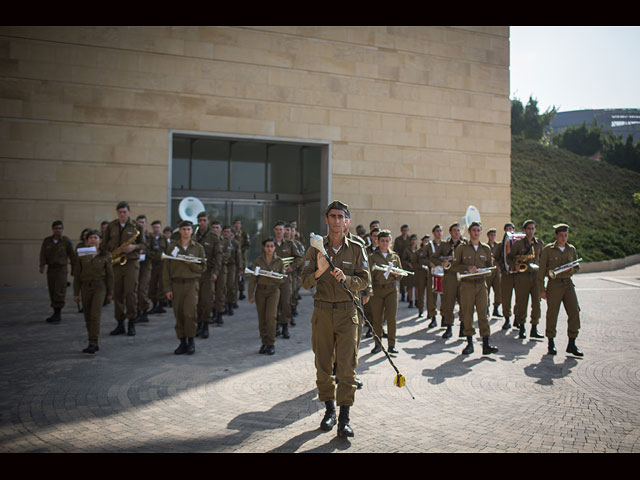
[112,229,140,266]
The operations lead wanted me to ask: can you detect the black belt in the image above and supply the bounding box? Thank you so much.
[314,300,354,310]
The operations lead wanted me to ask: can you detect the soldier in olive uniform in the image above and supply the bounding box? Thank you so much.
[194,212,222,339]
[301,201,370,438]
[415,235,430,319]
[401,234,420,308]
[368,229,402,355]
[431,223,467,339]
[363,227,380,338]
[248,238,286,355]
[423,225,444,328]
[452,222,499,355]
[286,223,305,321]
[163,220,206,355]
[508,219,545,339]
[485,228,502,318]
[394,225,410,302]
[39,220,76,324]
[273,221,303,339]
[538,223,583,357]
[73,230,113,354]
[233,219,251,301]
[148,220,169,314]
[103,202,145,337]
[134,214,152,324]
[495,222,517,330]
[211,221,228,325]
[222,226,242,315]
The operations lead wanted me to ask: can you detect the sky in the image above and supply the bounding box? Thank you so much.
[509,26,640,113]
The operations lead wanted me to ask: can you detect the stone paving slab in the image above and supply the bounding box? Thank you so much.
[1,265,639,453]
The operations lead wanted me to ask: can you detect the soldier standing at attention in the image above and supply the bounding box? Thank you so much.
[415,234,431,319]
[452,222,499,355]
[103,202,144,337]
[301,201,370,438]
[194,212,222,339]
[368,229,402,355]
[496,222,517,331]
[134,214,152,325]
[394,224,410,302]
[286,223,306,322]
[163,220,206,355]
[211,220,229,326]
[222,225,242,316]
[485,228,502,318]
[509,219,545,339]
[233,219,250,301]
[73,230,113,354]
[39,220,76,324]
[248,237,286,355]
[402,234,420,308]
[537,223,583,357]
[432,223,467,339]
[148,220,169,314]
[424,225,444,328]
[273,220,303,340]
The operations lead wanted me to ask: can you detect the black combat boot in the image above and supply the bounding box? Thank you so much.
[462,336,474,355]
[110,320,126,335]
[442,325,452,339]
[482,336,499,355]
[200,322,209,339]
[320,401,337,431]
[281,324,290,339]
[266,345,275,355]
[566,338,583,357]
[187,337,195,355]
[429,316,438,328]
[337,406,354,438]
[518,323,527,339]
[226,303,234,316]
[493,305,503,317]
[47,308,62,324]
[501,316,511,330]
[530,325,543,338]
[547,338,557,355]
[174,338,188,355]
[127,319,136,336]
[418,310,424,318]
[458,322,465,338]
[137,310,149,323]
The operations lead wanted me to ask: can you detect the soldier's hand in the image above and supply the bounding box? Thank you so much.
[211,273,217,282]
[122,244,136,254]
[362,295,371,305]
[106,295,112,302]
[468,265,478,273]
[540,291,547,300]
[316,252,330,277]
[166,291,173,301]
[249,298,255,304]
[330,267,346,283]
[73,295,79,303]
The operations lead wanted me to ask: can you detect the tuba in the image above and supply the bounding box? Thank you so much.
[112,229,140,266]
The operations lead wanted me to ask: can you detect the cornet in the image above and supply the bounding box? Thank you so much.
[161,252,202,264]
[456,266,496,281]
[549,258,582,279]
[244,266,287,280]
[373,263,415,279]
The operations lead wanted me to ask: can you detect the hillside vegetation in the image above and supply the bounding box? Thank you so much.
[510,137,640,262]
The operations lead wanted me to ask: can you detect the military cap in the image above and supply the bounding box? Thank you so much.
[448,222,460,232]
[504,222,515,230]
[325,200,350,218]
[421,235,431,241]
[178,220,194,228]
[86,229,102,238]
[469,221,482,229]
[116,201,130,210]
[432,224,442,232]
[378,229,392,238]
[553,223,569,233]
[522,219,535,228]
[487,228,497,234]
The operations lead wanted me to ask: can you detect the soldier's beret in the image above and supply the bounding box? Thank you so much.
[178,220,194,228]
[469,221,482,229]
[554,223,569,233]
[504,222,515,230]
[523,219,535,228]
[325,201,350,218]
[487,228,496,234]
[378,229,392,238]
[449,222,460,232]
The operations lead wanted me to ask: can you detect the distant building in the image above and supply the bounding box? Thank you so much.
[550,109,640,141]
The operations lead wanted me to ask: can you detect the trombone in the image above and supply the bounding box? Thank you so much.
[456,266,496,281]
[549,258,582,279]
[244,266,287,280]
[373,263,415,279]
[161,252,203,264]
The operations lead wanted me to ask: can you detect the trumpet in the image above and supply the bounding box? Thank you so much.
[549,258,582,279]
[112,230,140,265]
[244,266,287,280]
[161,252,203,264]
[456,266,496,281]
[373,263,415,279]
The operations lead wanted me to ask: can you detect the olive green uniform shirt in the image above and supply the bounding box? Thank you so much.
[73,251,114,297]
[247,255,286,301]
[40,235,76,270]
[537,241,581,292]
[162,240,206,292]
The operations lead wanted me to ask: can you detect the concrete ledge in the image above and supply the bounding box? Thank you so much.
[579,253,640,273]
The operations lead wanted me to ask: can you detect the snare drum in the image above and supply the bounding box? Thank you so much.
[431,266,444,294]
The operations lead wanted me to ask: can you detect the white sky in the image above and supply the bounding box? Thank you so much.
[509,26,640,113]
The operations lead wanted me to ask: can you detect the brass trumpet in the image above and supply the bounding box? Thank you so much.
[244,266,287,280]
[373,263,415,279]
[112,230,140,265]
[549,258,582,279]
[456,266,496,281]
[161,252,203,264]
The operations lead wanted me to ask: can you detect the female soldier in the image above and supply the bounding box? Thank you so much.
[402,234,420,308]
[248,238,286,355]
[73,230,113,354]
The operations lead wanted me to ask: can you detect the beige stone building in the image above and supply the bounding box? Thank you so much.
[0,26,511,287]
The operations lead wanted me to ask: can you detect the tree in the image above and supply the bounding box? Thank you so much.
[601,133,640,173]
[511,96,557,142]
[552,118,603,157]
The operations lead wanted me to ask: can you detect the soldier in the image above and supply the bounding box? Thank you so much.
[424,225,444,327]
[394,224,410,302]
[211,220,228,325]
[222,226,242,316]
[368,229,402,355]
[363,227,380,338]
[452,222,499,355]
[72,230,113,354]
[248,238,286,355]
[194,212,222,339]
[163,220,206,355]
[233,218,250,300]
[401,234,420,308]
[286,223,306,322]
[495,222,517,330]
[273,220,303,339]
[415,235,430,319]
[301,201,370,438]
[431,223,467,339]
[508,219,545,339]
[39,220,76,324]
[538,224,583,357]
[148,220,168,314]
[134,214,152,324]
[485,228,502,318]
[103,201,144,337]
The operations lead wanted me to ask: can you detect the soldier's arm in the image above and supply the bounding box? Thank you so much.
[345,246,370,293]
[537,247,549,293]
[72,257,82,296]
[105,258,114,298]
[451,244,467,273]
[301,248,320,290]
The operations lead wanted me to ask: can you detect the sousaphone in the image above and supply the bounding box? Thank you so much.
[178,196,205,224]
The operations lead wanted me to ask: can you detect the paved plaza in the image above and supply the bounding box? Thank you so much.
[1,265,639,453]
